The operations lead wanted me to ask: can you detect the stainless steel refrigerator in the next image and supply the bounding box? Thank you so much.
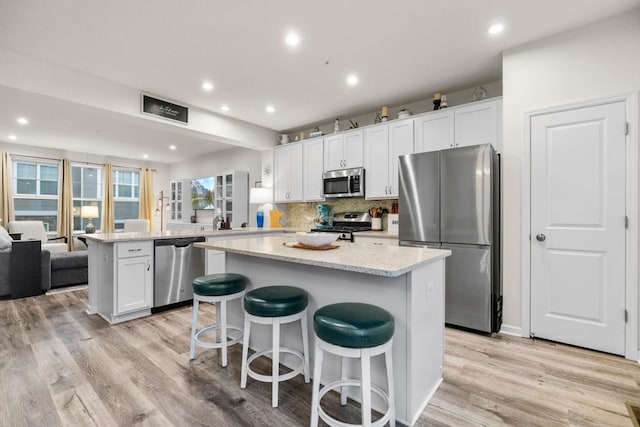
[398,144,501,333]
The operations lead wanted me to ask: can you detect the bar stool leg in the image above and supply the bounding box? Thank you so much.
[310,341,323,427]
[220,300,228,367]
[340,356,348,405]
[272,318,280,407]
[189,298,200,360]
[385,347,396,427]
[240,316,251,389]
[361,349,372,427]
[301,313,310,383]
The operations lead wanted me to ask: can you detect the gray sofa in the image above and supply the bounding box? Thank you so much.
[0,226,88,298]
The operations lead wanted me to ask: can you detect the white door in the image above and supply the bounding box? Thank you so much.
[414,110,454,153]
[364,124,389,199]
[530,101,626,355]
[388,120,414,197]
[454,100,498,148]
[274,146,290,202]
[343,130,364,168]
[303,138,325,201]
[116,256,152,314]
[323,134,344,171]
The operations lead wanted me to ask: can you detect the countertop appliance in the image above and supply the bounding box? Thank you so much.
[323,168,365,198]
[154,236,205,308]
[399,144,501,333]
[310,212,372,242]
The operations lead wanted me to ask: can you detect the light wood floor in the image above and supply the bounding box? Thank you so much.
[0,289,638,426]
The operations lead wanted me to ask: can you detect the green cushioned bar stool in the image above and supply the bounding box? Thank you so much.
[311,302,396,427]
[240,285,310,408]
[189,273,247,367]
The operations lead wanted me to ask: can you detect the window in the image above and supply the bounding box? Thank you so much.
[72,165,103,232]
[113,169,140,230]
[12,160,60,232]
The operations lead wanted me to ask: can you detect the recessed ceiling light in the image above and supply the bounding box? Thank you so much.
[221,105,230,112]
[143,154,149,159]
[285,32,300,47]
[266,105,275,113]
[202,81,214,92]
[8,134,17,140]
[488,23,504,35]
[169,145,177,150]
[346,75,359,86]
[17,117,29,125]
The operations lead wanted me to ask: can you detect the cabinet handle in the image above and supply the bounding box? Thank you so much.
[146,260,150,271]
[128,248,142,253]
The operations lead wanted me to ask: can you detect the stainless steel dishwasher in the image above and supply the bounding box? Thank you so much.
[154,236,205,308]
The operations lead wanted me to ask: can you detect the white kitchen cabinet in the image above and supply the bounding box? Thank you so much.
[454,98,501,151]
[275,142,303,203]
[323,130,363,171]
[303,138,325,201]
[364,121,414,199]
[214,170,248,228]
[115,241,153,315]
[170,179,191,221]
[414,109,455,153]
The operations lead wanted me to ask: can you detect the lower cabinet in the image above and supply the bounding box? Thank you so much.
[116,254,152,314]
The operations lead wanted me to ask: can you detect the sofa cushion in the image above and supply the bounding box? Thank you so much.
[44,242,69,253]
[51,251,88,270]
[0,226,12,250]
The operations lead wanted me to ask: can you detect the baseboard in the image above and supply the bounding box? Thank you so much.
[637,351,640,364]
[499,324,522,337]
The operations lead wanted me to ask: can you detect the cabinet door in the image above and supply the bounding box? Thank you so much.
[343,130,364,169]
[116,256,152,314]
[288,143,304,201]
[364,125,390,199]
[415,110,455,153]
[323,134,344,171]
[303,138,325,201]
[388,120,414,197]
[274,146,291,202]
[454,100,498,148]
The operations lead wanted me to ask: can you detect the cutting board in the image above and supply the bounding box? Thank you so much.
[283,242,340,250]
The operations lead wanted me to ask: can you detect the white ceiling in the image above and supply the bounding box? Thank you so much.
[0,0,638,162]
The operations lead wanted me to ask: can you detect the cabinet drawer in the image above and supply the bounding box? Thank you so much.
[117,241,152,259]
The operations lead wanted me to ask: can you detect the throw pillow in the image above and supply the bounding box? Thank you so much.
[0,226,13,250]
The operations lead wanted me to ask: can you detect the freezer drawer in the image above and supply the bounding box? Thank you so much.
[443,244,493,333]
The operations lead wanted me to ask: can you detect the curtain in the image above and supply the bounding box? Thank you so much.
[102,163,115,233]
[58,159,75,250]
[0,152,15,228]
[139,168,154,231]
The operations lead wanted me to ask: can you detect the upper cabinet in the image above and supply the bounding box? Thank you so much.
[169,179,191,222]
[454,99,501,151]
[324,130,363,171]
[275,142,303,203]
[214,170,248,229]
[364,120,414,199]
[415,98,502,153]
[414,109,454,153]
[303,138,325,202]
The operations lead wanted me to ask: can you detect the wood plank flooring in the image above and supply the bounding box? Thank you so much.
[0,289,638,426]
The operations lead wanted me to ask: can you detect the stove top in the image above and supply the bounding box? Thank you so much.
[313,225,372,233]
[310,212,372,241]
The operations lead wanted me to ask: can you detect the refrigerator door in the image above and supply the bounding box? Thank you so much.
[398,151,440,243]
[441,144,494,245]
[443,243,493,333]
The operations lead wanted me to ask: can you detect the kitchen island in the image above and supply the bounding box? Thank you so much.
[195,235,450,426]
[82,228,288,324]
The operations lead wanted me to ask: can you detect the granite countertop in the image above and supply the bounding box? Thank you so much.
[81,228,291,243]
[195,235,450,277]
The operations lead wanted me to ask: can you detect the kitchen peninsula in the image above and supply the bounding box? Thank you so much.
[195,235,450,426]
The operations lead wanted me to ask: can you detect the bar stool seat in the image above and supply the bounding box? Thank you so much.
[189,273,247,367]
[241,285,310,408]
[311,302,396,427]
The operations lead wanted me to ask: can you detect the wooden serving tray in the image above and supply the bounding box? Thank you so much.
[289,243,340,250]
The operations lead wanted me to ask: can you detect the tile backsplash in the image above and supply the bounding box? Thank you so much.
[284,199,397,230]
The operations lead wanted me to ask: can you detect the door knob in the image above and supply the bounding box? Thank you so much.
[536,234,546,242]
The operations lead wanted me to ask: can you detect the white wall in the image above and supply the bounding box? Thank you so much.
[169,147,263,226]
[502,10,640,336]
[0,140,170,232]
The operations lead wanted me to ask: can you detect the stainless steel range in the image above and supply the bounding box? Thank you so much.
[311,212,372,242]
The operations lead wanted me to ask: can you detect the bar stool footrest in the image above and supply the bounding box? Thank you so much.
[318,379,392,427]
[194,325,243,349]
[246,347,305,383]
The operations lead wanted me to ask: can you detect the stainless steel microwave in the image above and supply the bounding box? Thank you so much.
[322,168,365,198]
